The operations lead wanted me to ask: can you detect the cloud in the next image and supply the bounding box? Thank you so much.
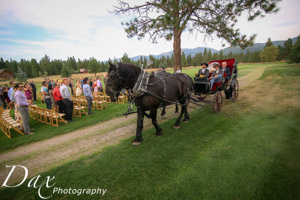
[0,0,299,61]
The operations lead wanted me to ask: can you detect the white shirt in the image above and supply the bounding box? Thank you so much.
[41,86,45,92]
[59,84,71,100]
[83,84,93,99]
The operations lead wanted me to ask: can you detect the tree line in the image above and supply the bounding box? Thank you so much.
[0,36,299,79]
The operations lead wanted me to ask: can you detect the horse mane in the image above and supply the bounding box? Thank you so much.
[108,62,141,89]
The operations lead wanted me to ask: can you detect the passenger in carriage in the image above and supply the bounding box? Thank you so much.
[197,63,209,79]
[221,61,231,81]
[209,63,223,90]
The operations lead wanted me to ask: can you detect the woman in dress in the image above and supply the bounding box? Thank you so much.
[75,80,83,96]
[93,78,98,94]
[24,82,33,104]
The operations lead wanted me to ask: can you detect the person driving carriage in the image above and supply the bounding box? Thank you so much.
[209,63,223,90]
[196,63,209,79]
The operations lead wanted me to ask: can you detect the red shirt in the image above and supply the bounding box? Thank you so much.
[53,87,63,101]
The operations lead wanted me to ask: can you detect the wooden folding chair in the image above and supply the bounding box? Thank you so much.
[50,110,67,127]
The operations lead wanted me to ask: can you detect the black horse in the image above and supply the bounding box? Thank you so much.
[106,62,193,145]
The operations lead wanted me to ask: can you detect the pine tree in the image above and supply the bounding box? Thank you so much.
[88,58,99,76]
[277,45,284,61]
[113,0,280,71]
[181,52,187,67]
[30,59,40,77]
[265,37,273,48]
[282,38,293,60]
[0,58,6,69]
[260,46,279,62]
[61,65,71,77]
[288,35,300,64]
[187,54,192,66]
[15,67,27,82]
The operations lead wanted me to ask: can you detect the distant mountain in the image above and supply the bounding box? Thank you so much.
[222,37,298,55]
[130,47,218,61]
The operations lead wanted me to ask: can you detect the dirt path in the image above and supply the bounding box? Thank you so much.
[0,66,268,184]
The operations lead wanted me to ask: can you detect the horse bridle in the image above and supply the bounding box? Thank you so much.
[106,63,139,98]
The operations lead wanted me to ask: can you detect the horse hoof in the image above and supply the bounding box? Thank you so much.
[173,125,180,129]
[160,115,166,119]
[174,112,179,115]
[132,141,142,146]
[182,119,189,123]
[156,131,162,136]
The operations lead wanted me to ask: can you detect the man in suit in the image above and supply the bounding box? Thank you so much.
[197,63,209,79]
[209,63,223,90]
[221,61,231,81]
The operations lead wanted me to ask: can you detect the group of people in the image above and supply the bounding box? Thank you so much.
[75,76,104,96]
[0,80,37,109]
[0,75,106,136]
[196,61,231,90]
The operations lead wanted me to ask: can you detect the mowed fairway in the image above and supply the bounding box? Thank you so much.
[0,63,300,200]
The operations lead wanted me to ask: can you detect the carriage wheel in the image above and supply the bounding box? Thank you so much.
[212,91,223,113]
[231,79,239,102]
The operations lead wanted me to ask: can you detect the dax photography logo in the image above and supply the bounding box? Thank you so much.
[2,165,107,199]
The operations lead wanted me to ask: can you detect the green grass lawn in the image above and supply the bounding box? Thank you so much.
[1,64,299,199]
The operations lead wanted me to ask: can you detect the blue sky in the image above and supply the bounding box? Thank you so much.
[0,0,299,61]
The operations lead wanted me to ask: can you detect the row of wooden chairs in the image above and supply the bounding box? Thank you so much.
[72,98,88,117]
[0,107,24,139]
[29,105,68,127]
[73,95,108,111]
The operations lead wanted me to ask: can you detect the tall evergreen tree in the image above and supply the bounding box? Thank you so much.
[186,53,192,66]
[265,37,273,48]
[30,59,40,77]
[113,0,280,71]
[15,67,27,82]
[288,35,300,64]
[181,52,187,67]
[260,46,279,62]
[282,38,293,60]
[0,58,6,69]
[88,57,99,76]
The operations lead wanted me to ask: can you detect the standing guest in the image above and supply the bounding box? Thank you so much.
[68,77,74,95]
[3,84,9,103]
[8,81,14,102]
[60,78,73,121]
[29,80,37,102]
[14,83,33,135]
[176,66,182,73]
[53,83,65,114]
[43,83,52,109]
[40,81,46,103]
[24,82,33,104]
[75,80,83,96]
[48,84,56,111]
[83,78,93,115]
[8,81,15,109]
[103,73,108,87]
[89,78,94,92]
[93,78,98,94]
[97,77,103,92]
[0,84,7,109]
